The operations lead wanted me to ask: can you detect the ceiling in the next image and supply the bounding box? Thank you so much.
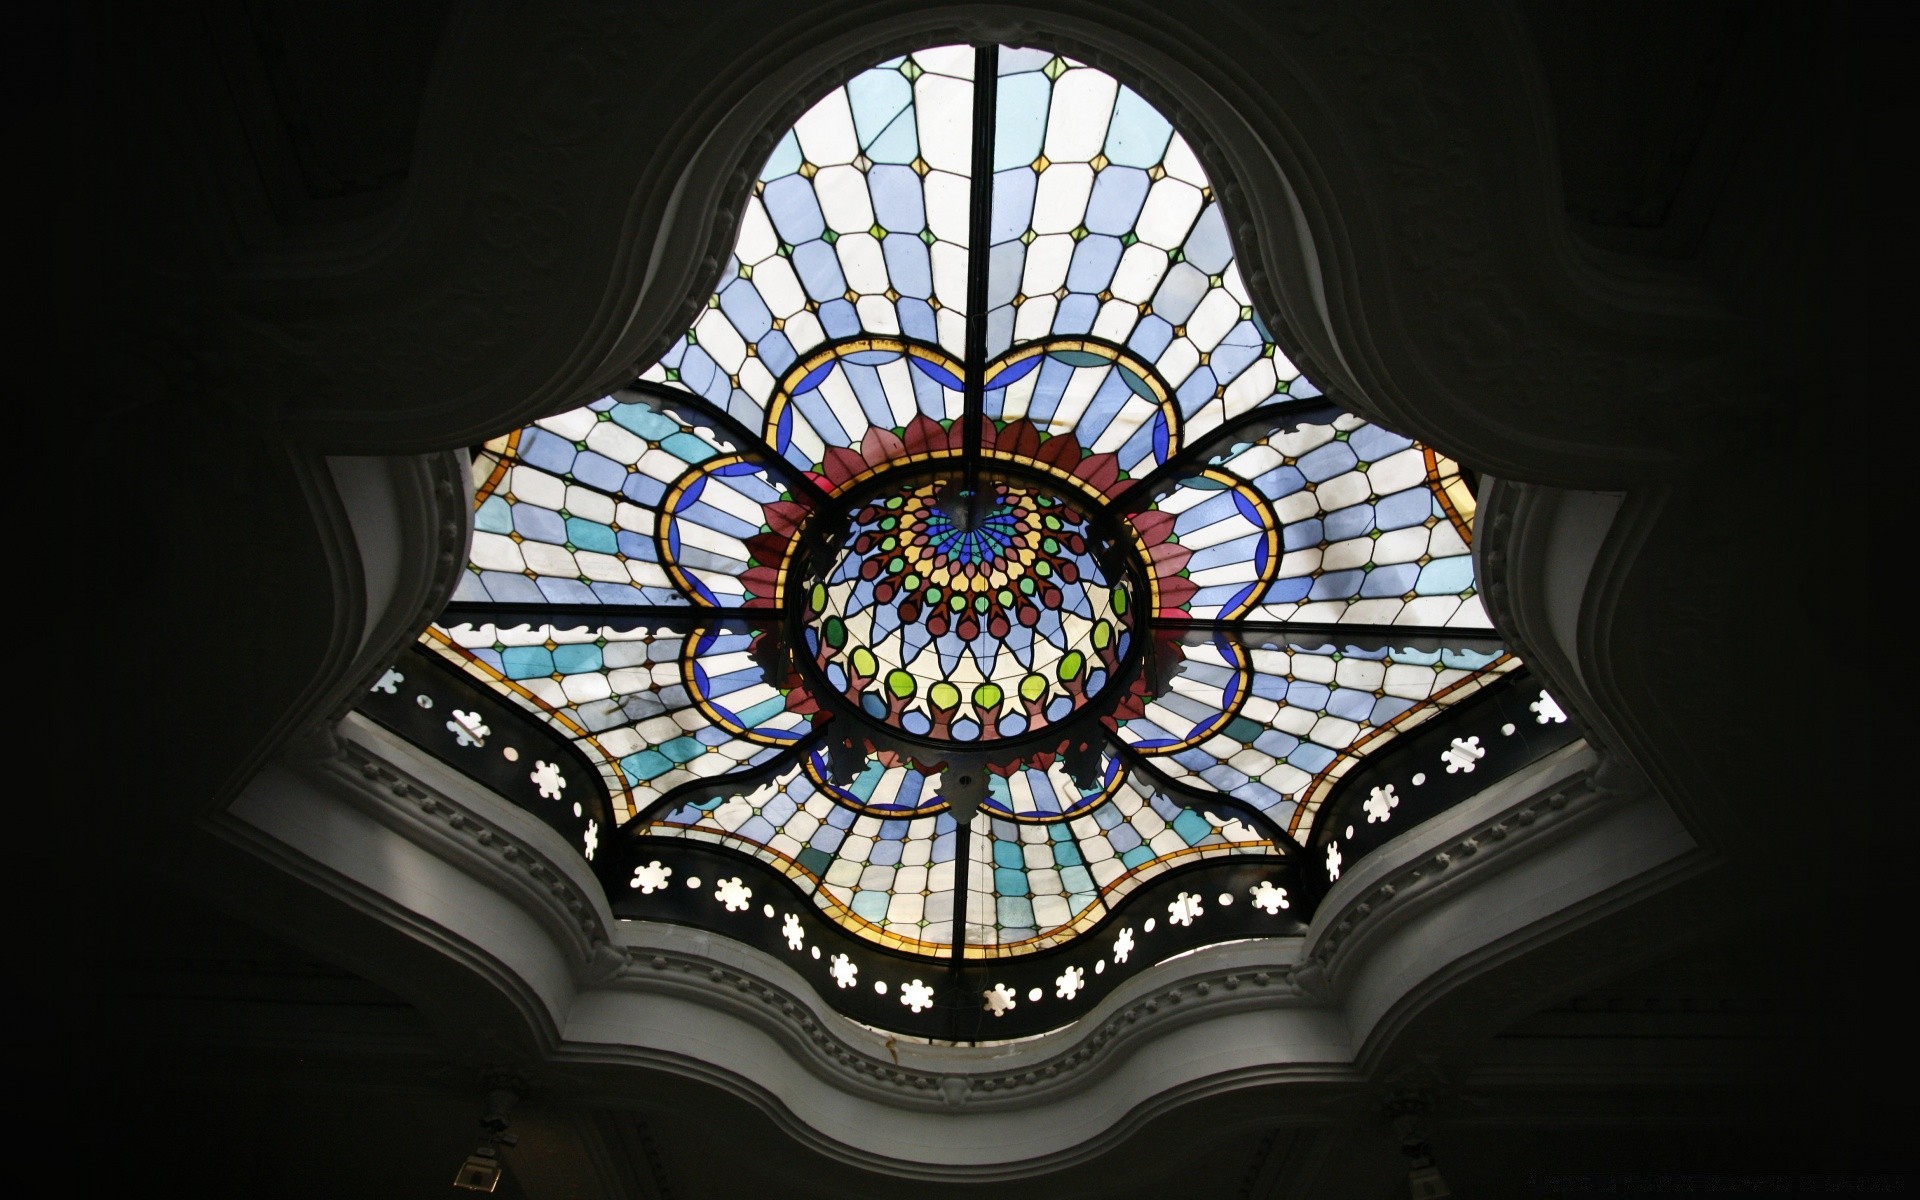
[49,1,1893,1195]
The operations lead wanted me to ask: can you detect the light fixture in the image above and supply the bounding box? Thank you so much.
[452,1085,520,1192]
[452,1146,502,1193]
[1407,1157,1452,1200]
[1388,1095,1453,1199]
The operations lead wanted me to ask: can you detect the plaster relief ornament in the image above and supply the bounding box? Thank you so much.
[404,38,1567,1038]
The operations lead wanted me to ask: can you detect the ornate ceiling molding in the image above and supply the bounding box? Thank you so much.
[219,689,1690,1177]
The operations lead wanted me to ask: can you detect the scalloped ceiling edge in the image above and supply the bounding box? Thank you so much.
[213,693,1690,1179]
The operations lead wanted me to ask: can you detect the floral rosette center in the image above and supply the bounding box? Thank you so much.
[799,470,1135,741]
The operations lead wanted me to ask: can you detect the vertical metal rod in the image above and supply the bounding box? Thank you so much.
[949,810,974,973]
[948,42,998,978]
[959,42,998,516]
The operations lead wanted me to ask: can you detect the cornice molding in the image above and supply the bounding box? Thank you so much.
[320,450,475,721]
[1291,740,1618,998]
[226,703,1691,1176]
[1475,475,1746,856]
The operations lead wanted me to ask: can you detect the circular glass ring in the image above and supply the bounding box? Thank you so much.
[797,467,1139,743]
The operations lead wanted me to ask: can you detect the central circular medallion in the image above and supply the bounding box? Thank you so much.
[800,471,1135,741]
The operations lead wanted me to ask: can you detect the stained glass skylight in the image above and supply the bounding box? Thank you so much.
[361,44,1578,1040]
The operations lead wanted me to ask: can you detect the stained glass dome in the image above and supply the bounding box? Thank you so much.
[360,43,1577,1040]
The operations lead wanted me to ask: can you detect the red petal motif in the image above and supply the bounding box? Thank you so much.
[902,414,948,457]
[822,446,869,488]
[861,425,907,462]
[1128,510,1177,546]
[1072,453,1121,495]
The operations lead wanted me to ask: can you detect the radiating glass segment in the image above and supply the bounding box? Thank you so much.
[638,47,978,429]
[1126,415,1490,627]
[960,776,1277,957]
[987,50,1316,446]
[1113,632,1515,837]
[454,391,809,609]
[648,758,963,954]
[425,622,810,823]
[1215,417,1488,627]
